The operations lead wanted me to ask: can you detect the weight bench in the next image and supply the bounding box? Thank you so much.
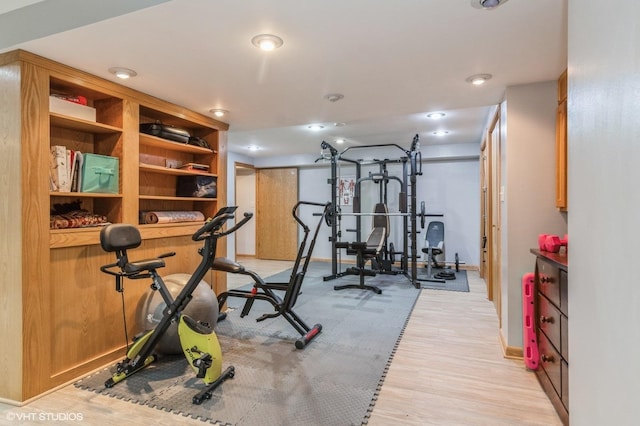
[335,203,389,294]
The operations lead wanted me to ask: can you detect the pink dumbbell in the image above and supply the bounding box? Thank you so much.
[544,234,568,253]
[538,234,549,251]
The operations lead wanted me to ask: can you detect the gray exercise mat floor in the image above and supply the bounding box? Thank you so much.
[75,263,420,425]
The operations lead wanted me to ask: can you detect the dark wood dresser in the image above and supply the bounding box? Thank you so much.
[530,249,568,425]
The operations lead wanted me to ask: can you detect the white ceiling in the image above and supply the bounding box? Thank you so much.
[0,0,567,158]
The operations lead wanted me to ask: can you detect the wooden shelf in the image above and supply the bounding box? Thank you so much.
[49,221,208,248]
[140,194,217,202]
[139,163,217,177]
[139,133,215,154]
[138,222,205,240]
[50,226,103,248]
[50,191,122,198]
[50,112,122,134]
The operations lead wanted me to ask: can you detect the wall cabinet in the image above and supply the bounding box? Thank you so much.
[556,70,568,211]
[0,50,228,402]
[531,249,569,425]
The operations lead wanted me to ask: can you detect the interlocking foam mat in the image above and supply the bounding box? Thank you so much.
[76,263,420,425]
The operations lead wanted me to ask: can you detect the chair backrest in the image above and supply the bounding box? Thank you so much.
[100,223,141,252]
[366,203,389,252]
[425,221,444,248]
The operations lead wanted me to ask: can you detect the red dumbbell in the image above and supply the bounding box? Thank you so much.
[544,234,568,253]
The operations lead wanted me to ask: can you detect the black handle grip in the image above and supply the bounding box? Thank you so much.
[192,213,235,241]
[219,212,253,237]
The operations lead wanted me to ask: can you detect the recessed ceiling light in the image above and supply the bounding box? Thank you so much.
[433,130,449,136]
[471,0,510,10]
[247,145,260,151]
[108,67,137,79]
[465,73,492,85]
[335,138,345,144]
[324,93,344,102]
[308,124,325,131]
[427,112,446,119]
[251,34,284,51]
[209,109,228,118]
[334,122,346,127]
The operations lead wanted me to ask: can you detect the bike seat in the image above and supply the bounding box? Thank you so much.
[212,257,245,274]
[124,258,166,274]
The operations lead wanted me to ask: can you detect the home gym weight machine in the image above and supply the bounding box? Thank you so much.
[319,135,427,289]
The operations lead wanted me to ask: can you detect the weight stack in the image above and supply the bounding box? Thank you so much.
[522,272,539,370]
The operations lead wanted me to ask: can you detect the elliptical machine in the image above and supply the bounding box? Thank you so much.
[99,206,251,404]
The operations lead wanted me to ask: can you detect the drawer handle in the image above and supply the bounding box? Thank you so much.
[540,315,555,324]
[540,276,553,284]
[541,354,555,363]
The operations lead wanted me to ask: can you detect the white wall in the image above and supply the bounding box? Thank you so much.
[500,81,567,349]
[569,1,640,423]
[226,151,254,258]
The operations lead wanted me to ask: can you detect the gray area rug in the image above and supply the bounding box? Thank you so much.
[417,269,469,292]
[75,262,420,425]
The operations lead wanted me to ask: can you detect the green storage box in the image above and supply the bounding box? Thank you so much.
[81,153,119,193]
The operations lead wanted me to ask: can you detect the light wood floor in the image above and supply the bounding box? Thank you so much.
[0,258,561,425]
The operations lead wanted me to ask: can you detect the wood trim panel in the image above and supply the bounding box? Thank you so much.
[555,99,567,210]
[213,130,228,297]
[500,328,524,359]
[21,62,52,399]
[557,69,567,102]
[121,99,140,225]
[0,61,23,401]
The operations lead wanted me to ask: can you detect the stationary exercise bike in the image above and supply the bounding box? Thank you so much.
[99,206,250,404]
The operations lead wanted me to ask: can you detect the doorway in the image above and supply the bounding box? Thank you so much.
[234,163,256,257]
[487,110,502,324]
[480,143,488,280]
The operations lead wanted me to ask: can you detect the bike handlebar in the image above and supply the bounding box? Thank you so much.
[191,206,252,242]
[219,212,253,238]
[192,211,236,241]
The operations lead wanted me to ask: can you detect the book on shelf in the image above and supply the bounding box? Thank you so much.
[50,145,70,192]
[71,152,84,192]
[179,162,210,171]
[50,147,85,193]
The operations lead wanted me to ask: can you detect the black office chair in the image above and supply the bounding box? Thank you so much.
[335,203,389,294]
